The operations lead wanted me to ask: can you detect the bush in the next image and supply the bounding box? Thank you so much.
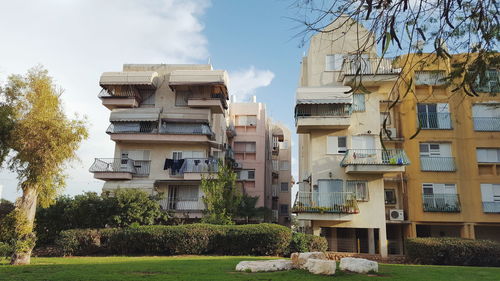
[56,223,292,256]
[0,242,13,259]
[289,232,328,254]
[406,237,500,266]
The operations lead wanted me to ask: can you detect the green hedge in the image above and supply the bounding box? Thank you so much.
[289,232,328,254]
[57,223,292,256]
[406,237,500,266]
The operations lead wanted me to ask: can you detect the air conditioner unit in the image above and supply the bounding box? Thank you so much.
[233,162,243,169]
[389,209,404,221]
[383,128,397,138]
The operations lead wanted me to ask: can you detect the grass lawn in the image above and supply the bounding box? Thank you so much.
[0,256,499,281]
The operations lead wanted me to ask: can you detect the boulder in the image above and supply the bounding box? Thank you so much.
[304,258,336,275]
[235,259,293,272]
[339,257,378,274]
[291,252,300,268]
[295,252,327,269]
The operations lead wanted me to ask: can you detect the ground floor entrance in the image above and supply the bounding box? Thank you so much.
[320,227,380,255]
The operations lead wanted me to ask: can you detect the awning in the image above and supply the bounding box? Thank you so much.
[100,71,159,87]
[110,108,161,122]
[169,70,229,89]
[296,87,353,104]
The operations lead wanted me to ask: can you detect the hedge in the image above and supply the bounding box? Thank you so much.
[289,232,328,254]
[406,237,500,266]
[56,223,293,256]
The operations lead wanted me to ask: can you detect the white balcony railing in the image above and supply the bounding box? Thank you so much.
[89,158,151,176]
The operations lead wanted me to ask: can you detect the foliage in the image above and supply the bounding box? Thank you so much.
[35,190,170,245]
[200,161,241,224]
[0,104,14,165]
[0,199,14,221]
[406,237,500,266]
[0,242,13,259]
[56,223,292,257]
[236,195,271,223]
[288,232,328,254]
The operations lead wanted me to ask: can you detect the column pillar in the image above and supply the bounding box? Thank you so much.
[379,226,388,258]
[312,223,321,236]
[368,228,375,254]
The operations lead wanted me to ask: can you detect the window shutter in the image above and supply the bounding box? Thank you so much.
[352,94,366,112]
[481,184,494,202]
[325,55,335,71]
[437,103,449,113]
[326,136,338,154]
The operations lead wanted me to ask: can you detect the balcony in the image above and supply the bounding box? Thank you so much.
[423,194,461,212]
[415,71,448,86]
[341,149,409,174]
[187,94,227,114]
[89,158,151,180]
[272,185,279,198]
[98,88,140,110]
[169,158,218,180]
[418,112,452,129]
[159,197,205,212]
[293,191,359,214]
[420,157,457,172]
[483,202,500,213]
[295,104,352,133]
[473,117,500,131]
[338,57,401,85]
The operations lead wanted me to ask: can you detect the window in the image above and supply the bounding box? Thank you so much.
[327,136,347,154]
[346,180,369,201]
[237,169,255,181]
[476,148,500,163]
[350,135,375,149]
[280,160,290,171]
[481,184,500,202]
[280,182,289,192]
[352,94,366,112]
[140,90,155,106]
[325,54,343,71]
[422,183,457,194]
[472,104,500,118]
[279,140,289,149]
[272,160,279,171]
[236,115,257,126]
[234,142,256,153]
[473,69,500,93]
[380,112,391,126]
[384,189,397,205]
[417,103,451,129]
[279,204,289,215]
[175,91,190,106]
[419,143,451,157]
[317,179,343,193]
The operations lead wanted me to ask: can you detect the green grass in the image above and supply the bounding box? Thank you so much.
[0,256,499,281]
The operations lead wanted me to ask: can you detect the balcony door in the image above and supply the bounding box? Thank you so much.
[418,103,449,129]
[317,179,343,207]
[423,183,457,209]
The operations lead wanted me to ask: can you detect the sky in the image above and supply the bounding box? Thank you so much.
[0,0,306,202]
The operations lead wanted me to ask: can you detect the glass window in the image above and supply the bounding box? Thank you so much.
[280,182,289,192]
[279,204,289,215]
[235,115,257,126]
[247,170,255,179]
[476,148,500,163]
[346,180,369,201]
[279,161,290,171]
[380,112,391,125]
[326,136,347,154]
[352,93,366,112]
[384,189,397,205]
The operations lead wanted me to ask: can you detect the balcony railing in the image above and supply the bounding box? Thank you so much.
[341,149,409,166]
[415,71,448,86]
[420,157,456,172]
[423,194,461,212]
[293,192,359,214]
[418,112,452,129]
[98,88,139,98]
[179,158,218,174]
[341,58,401,76]
[160,123,214,136]
[483,202,500,213]
[295,104,352,118]
[473,117,500,131]
[272,185,279,197]
[159,197,205,211]
[106,122,157,134]
[89,158,151,176]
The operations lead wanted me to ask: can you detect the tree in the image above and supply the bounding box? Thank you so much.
[110,189,170,227]
[0,199,14,221]
[0,66,88,265]
[291,0,499,95]
[236,194,271,224]
[200,161,241,225]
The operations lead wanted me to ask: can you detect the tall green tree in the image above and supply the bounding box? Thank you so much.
[0,66,88,265]
[200,161,241,225]
[236,194,271,224]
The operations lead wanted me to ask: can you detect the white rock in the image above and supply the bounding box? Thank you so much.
[235,259,293,272]
[296,252,327,269]
[304,258,336,275]
[339,257,378,274]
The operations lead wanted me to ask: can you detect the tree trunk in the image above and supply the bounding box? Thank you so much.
[10,187,38,265]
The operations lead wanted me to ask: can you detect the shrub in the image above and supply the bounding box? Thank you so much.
[56,223,292,256]
[0,242,13,259]
[406,237,500,266]
[288,232,328,254]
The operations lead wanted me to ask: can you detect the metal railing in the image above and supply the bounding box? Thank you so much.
[420,157,456,172]
[415,71,448,86]
[160,122,213,136]
[341,57,401,76]
[98,87,139,98]
[341,149,410,166]
[473,117,500,131]
[422,194,461,212]
[106,122,157,134]
[482,202,500,213]
[295,104,352,118]
[159,198,205,211]
[179,158,218,174]
[89,158,151,176]
[293,191,359,214]
[418,112,452,129]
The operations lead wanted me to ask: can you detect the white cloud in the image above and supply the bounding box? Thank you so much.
[0,0,210,201]
[229,66,275,102]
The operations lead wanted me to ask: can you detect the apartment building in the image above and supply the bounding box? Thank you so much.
[398,54,500,242]
[228,98,293,225]
[89,64,230,219]
[293,16,500,257]
[293,17,409,258]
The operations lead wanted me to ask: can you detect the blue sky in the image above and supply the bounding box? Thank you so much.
[0,0,306,201]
